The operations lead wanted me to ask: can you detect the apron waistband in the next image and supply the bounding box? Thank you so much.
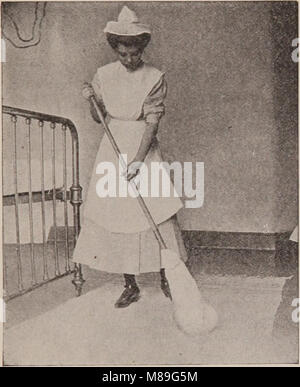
[107,114,144,123]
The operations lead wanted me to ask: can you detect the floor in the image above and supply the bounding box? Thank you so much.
[3,250,299,366]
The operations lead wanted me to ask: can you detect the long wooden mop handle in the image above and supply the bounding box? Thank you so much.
[89,96,167,249]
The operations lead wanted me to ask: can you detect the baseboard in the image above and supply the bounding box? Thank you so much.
[47,226,76,243]
[182,230,291,251]
[182,230,297,277]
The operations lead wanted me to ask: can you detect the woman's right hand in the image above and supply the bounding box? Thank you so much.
[82,82,95,100]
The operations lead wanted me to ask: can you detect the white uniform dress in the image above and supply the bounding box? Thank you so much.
[72,61,187,274]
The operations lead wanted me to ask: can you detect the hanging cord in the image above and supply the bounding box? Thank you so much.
[2,2,47,49]
[4,2,39,42]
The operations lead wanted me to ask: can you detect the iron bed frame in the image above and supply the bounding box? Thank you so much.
[2,105,85,300]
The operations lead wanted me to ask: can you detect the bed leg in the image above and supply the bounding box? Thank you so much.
[72,263,85,297]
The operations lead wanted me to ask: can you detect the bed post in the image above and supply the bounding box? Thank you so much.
[71,184,84,296]
[72,262,84,297]
[69,122,85,296]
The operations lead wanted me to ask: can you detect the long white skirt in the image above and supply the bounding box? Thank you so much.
[72,215,187,275]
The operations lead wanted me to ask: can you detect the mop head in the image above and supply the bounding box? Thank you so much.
[161,249,218,336]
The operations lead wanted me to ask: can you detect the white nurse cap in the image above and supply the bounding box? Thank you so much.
[104,6,151,36]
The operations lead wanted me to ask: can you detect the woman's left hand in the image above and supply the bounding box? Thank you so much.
[124,159,144,181]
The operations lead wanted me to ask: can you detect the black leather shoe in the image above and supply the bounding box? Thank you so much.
[114,285,140,308]
[161,279,172,301]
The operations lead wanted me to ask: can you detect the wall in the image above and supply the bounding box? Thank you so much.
[2,1,298,233]
[270,1,298,232]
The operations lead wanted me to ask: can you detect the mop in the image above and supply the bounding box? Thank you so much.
[89,96,218,335]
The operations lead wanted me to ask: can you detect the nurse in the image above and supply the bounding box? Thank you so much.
[73,6,188,308]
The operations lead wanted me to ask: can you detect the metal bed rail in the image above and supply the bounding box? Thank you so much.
[2,105,84,300]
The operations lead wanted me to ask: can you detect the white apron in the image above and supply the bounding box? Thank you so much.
[82,61,183,234]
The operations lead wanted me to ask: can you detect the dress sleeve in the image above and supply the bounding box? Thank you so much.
[91,70,107,115]
[143,75,167,124]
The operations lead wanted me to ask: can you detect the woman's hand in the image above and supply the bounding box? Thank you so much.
[82,82,95,100]
[123,159,144,181]
[124,123,158,181]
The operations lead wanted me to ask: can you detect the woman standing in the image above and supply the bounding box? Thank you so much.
[73,6,188,308]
